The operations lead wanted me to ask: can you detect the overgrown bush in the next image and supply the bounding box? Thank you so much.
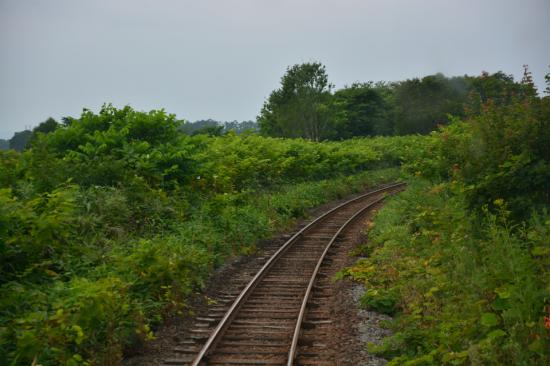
[346,77,550,364]
[405,82,550,220]
[345,180,549,365]
[0,104,414,365]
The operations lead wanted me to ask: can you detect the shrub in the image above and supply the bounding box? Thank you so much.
[345,180,549,365]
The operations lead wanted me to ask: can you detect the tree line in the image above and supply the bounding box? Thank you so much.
[258,62,537,140]
[1,64,540,149]
[1,118,258,152]
[1,117,60,152]
[178,119,257,136]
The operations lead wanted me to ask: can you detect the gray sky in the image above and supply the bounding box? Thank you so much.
[1,0,549,139]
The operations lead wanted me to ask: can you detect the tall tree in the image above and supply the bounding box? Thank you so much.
[33,117,59,134]
[465,71,523,113]
[394,74,469,135]
[180,119,220,135]
[258,62,334,141]
[8,130,32,151]
[332,82,394,138]
[29,117,60,146]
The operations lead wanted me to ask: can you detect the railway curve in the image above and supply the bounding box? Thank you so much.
[163,182,405,366]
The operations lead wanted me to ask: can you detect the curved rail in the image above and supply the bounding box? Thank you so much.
[190,182,405,366]
[286,188,401,365]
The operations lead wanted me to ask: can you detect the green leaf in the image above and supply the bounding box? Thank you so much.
[528,339,544,353]
[531,246,550,256]
[442,350,469,363]
[487,329,506,339]
[480,313,498,327]
[495,287,511,299]
[492,297,510,311]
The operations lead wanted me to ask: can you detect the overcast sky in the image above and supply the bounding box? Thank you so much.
[1,0,549,139]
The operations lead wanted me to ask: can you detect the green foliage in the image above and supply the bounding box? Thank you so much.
[407,83,549,220]
[459,98,549,220]
[0,186,79,284]
[466,71,524,113]
[258,62,334,141]
[24,104,189,191]
[332,82,394,138]
[0,104,416,365]
[8,130,32,152]
[0,169,401,365]
[179,119,258,136]
[393,73,469,135]
[345,180,549,365]
[0,150,22,187]
[28,117,60,147]
[0,139,9,150]
[191,134,397,193]
[346,76,549,365]
[258,66,532,139]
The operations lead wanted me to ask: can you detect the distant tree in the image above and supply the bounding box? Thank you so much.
[370,82,399,135]
[193,124,224,136]
[0,139,8,150]
[180,120,257,136]
[258,62,334,141]
[466,71,523,112]
[5,118,60,151]
[394,74,469,135]
[255,68,533,138]
[223,120,258,134]
[180,119,219,135]
[520,64,538,99]
[29,117,60,146]
[61,116,75,126]
[9,130,32,151]
[332,82,393,138]
[33,117,59,134]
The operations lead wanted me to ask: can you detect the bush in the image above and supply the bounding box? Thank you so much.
[0,104,412,365]
[345,180,549,365]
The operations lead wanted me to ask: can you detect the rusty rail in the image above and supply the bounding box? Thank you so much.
[286,191,397,365]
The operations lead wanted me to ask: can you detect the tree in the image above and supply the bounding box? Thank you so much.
[0,139,8,150]
[29,117,60,146]
[223,120,258,134]
[192,124,224,136]
[33,117,59,134]
[258,62,334,141]
[458,84,549,219]
[332,82,394,138]
[9,130,32,151]
[465,71,523,113]
[394,74,469,135]
[179,119,220,135]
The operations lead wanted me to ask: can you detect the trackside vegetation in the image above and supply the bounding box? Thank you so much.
[344,72,549,365]
[1,65,548,365]
[0,105,423,365]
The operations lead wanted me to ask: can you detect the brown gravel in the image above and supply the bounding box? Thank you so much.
[324,203,391,366]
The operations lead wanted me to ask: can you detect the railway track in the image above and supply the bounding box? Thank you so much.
[163,182,405,366]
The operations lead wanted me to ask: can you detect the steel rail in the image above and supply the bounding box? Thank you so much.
[190,182,405,366]
[287,183,404,365]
